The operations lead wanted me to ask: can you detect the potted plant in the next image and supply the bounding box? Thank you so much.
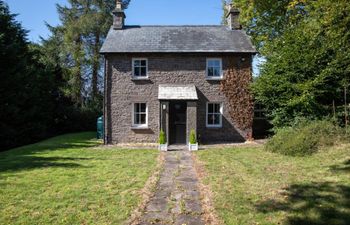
[158,129,168,151]
[188,129,198,151]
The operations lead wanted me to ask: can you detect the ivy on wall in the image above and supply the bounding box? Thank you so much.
[221,56,254,140]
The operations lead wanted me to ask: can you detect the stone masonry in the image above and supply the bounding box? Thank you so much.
[138,151,205,225]
[104,53,253,144]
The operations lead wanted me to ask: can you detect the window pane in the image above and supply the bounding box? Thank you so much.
[140,67,147,76]
[214,104,220,113]
[140,114,146,124]
[134,113,139,124]
[213,67,220,77]
[214,60,220,67]
[208,60,220,67]
[141,60,146,66]
[208,68,213,76]
[136,103,140,113]
[134,60,141,67]
[214,114,220,125]
[134,67,140,76]
[208,104,213,113]
[207,114,214,125]
[140,103,146,113]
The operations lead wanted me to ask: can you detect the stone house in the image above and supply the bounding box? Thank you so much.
[100,1,256,145]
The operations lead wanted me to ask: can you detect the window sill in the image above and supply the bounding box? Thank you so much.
[131,126,149,130]
[131,77,150,81]
[206,77,223,81]
[206,125,222,129]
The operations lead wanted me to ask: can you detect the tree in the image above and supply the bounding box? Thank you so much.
[55,0,131,105]
[255,0,350,127]
[0,1,56,149]
[0,0,122,150]
[227,0,309,50]
[226,0,350,127]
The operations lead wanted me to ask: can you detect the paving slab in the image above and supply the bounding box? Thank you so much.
[137,150,204,225]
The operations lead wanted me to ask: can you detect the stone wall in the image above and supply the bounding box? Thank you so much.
[186,101,197,144]
[104,53,253,144]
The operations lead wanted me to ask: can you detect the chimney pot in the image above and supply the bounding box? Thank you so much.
[226,3,242,30]
[116,0,122,10]
[113,0,125,30]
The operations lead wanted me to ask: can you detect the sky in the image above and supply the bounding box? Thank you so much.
[5,0,223,43]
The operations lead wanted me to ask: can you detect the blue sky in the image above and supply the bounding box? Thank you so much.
[5,0,223,43]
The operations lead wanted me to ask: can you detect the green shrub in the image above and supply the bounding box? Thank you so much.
[265,120,343,156]
[189,130,197,144]
[159,129,166,144]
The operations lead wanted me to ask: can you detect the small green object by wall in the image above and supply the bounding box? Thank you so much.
[97,116,104,139]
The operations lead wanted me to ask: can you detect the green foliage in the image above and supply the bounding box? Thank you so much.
[189,130,197,144]
[265,120,344,156]
[0,1,54,149]
[229,0,308,49]
[159,129,166,144]
[227,0,350,128]
[54,0,131,104]
[0,1,100,150]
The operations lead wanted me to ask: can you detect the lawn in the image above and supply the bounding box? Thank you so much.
[0,132,159,225]
[196,145,350,225]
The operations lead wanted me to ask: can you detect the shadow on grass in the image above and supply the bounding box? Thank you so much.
[256,182,350,225]
[0,156,90,174]
[330,159,350,173]
[0,133,97,174]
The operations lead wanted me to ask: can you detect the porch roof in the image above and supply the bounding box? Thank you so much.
[158,84,198,100]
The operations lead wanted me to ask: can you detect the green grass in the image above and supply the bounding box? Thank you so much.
[196,146,350,225]
[0,132,159,225]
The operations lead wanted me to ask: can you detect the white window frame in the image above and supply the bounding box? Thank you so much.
[132,58,148,79]
[206,102,223,128]
[206,58,223,80]
[132,103,148,128]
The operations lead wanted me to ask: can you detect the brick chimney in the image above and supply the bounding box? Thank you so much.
[226,4,241,30]
[112,0,125,30]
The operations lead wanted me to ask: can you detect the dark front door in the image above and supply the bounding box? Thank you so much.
[169,101,187,144]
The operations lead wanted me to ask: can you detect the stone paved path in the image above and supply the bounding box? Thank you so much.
[138,150,204,225]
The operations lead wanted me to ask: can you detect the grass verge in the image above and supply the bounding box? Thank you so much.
[195,145,350,225]
[0,132,159,225]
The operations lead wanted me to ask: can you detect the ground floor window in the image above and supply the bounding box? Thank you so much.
[206,102,223,128]
[132,103,148,127]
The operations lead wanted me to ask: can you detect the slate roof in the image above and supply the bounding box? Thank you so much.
[100,25,256,53]
[158,84,198,100]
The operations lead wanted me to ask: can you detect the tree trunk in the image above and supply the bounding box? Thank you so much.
[74,36,83,106]
[91,32,100,101]
[345,85,348,132]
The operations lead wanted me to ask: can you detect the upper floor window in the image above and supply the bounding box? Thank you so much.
[132,103,148,128]
[206,58,223,79]
[132,58,148,79]
[206,102,223,128]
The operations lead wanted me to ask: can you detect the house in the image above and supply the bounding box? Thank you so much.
[100,1,256,145]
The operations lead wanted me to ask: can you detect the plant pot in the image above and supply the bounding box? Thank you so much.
[159,143,168,151]
[188,143,198,151]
